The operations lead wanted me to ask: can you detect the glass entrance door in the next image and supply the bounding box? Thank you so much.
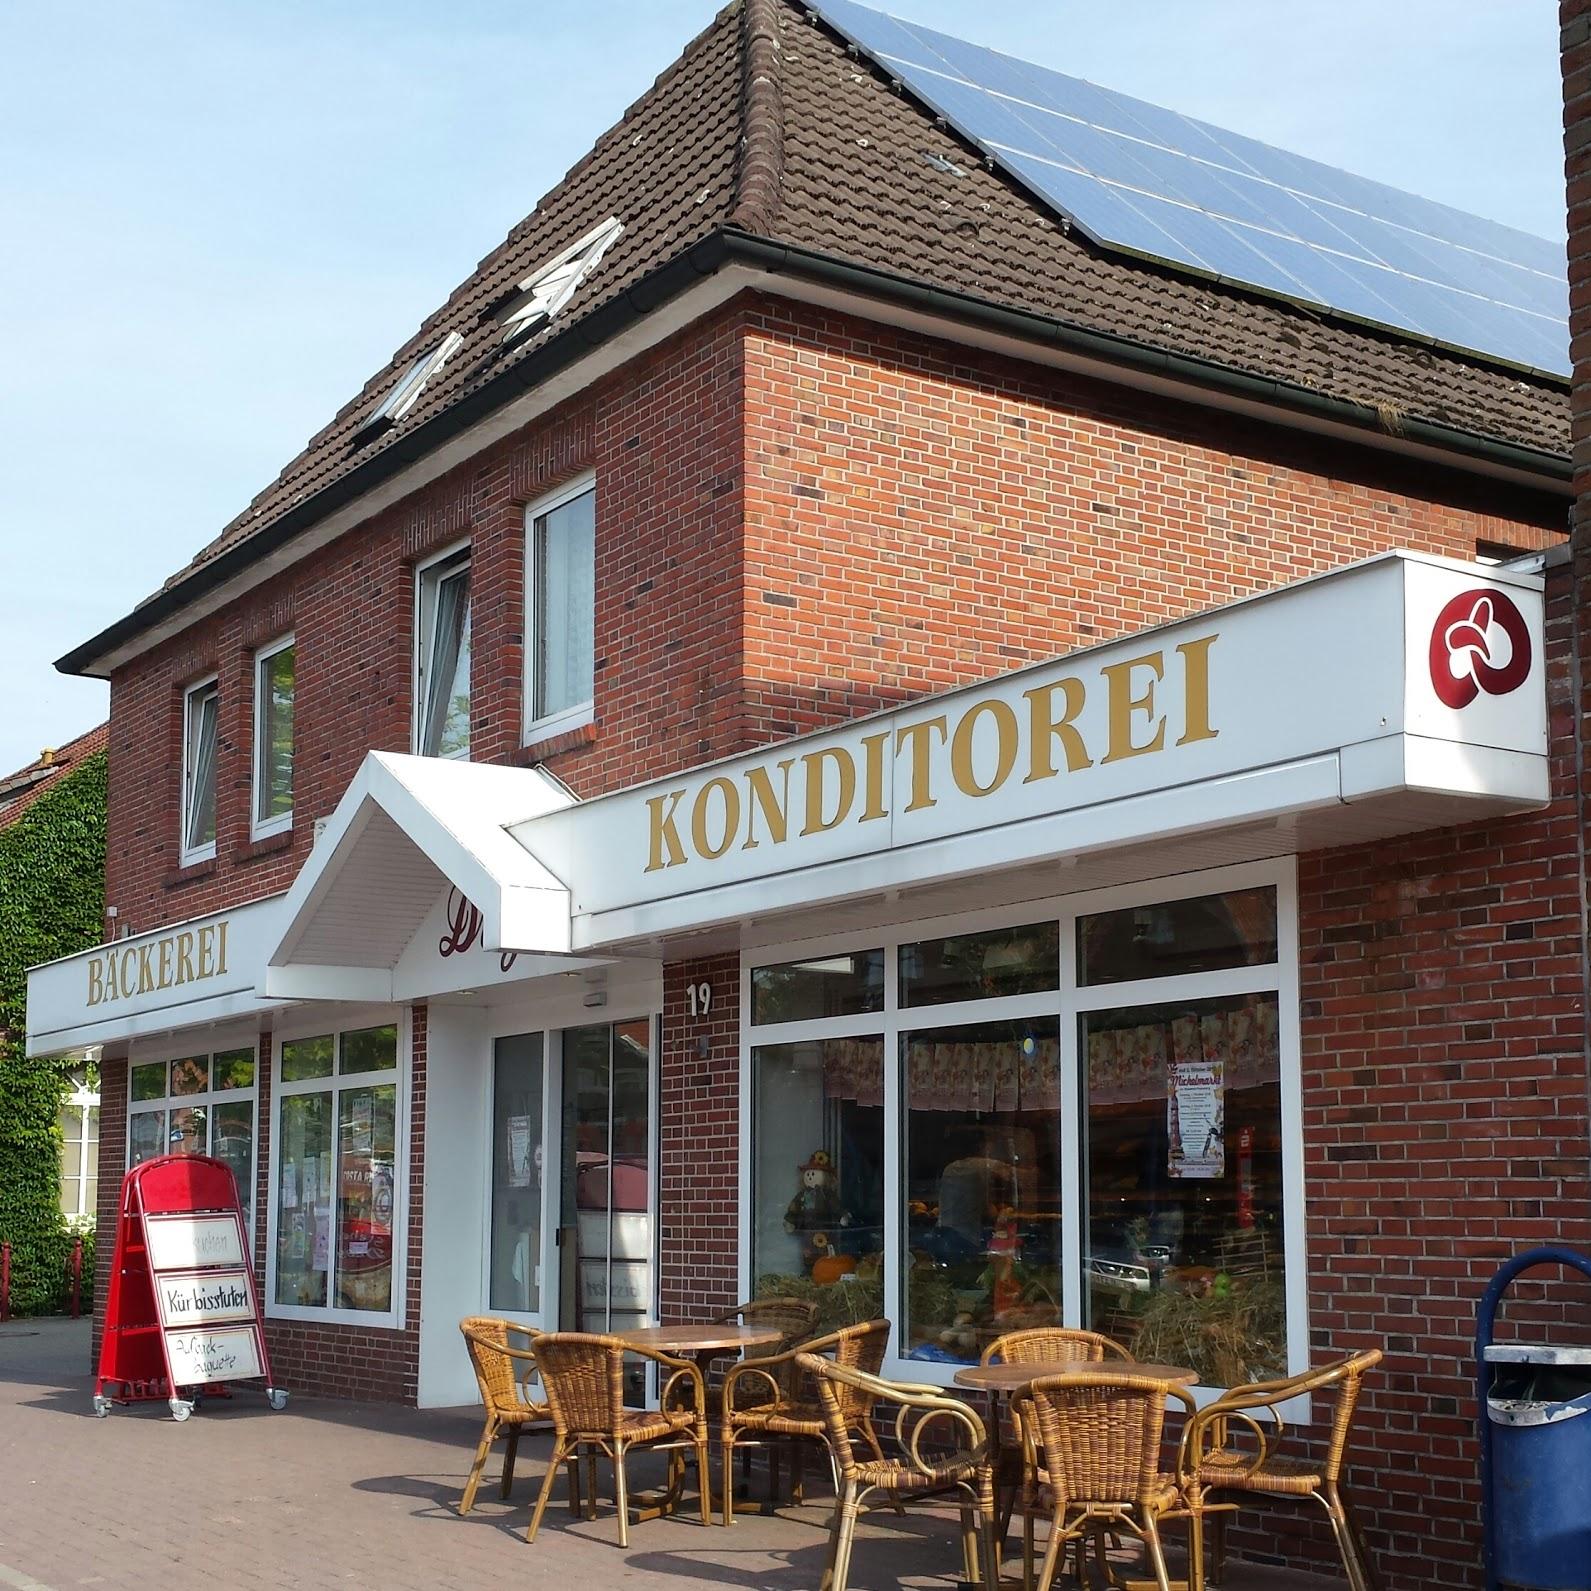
[488,1032,546,1318]
[558,1018,654,1354]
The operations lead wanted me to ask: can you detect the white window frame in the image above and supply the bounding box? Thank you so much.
[180,675,219,866]
[413,541,472,761]
[125,1044,259,1238]
[251,633,295,841]
[264,1007,411,1330]
[60,1069,100,1225]
[523,472,597,748]
[737,857,1307,1408]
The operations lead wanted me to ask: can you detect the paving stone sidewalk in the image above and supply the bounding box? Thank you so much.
[0,1318,1344,1590]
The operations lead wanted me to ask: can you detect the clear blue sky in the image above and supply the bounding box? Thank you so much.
[0,0,1565,776]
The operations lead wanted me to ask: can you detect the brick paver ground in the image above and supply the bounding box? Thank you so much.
[0,1319,1343,1590]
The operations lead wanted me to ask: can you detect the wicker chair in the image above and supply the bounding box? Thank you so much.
[981,1326,1132,1366]
[797,1353,1000,1591]
[1185,1349,1383,1591]
[456,1317,557,1516]
[712,1295,821,1344]
[1015,1370,1200,1591]
[526,1332,711,1548]
[719,1317,894,1526]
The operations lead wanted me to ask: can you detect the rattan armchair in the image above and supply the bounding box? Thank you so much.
[1185,1349,1383,1591]
[797,1353,1001,1591]
[457,1317,557,1515]
[526,1331,711,1548]
[1015,1370,1201,1591]
[981,1326,1132,1366]
[719,1317,893,1526]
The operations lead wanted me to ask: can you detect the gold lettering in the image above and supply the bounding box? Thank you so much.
[158,937,174,989]
[690,777,741,861]
[895,716,949,813]
[175,932,196,986]
[858,731,891,822]
[196,926,215,980]
[217,919,228,975]
[950,699,1019,798]
[742,759,795,850]
[801,747,857,836]
[1175,634,1219,746]
[121,949,138,1000]
[1101,651,1166,764]
[87,958,104,1007]
[137,944,155,995]
[104,952,121,1002]
[644,790,689,872]
[1023,677,1093,781]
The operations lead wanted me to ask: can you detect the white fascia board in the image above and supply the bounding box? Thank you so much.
[27,990,288,1059]
[1340,734,1549,805]
[566,753,1344,951]
[259,965,396,1003]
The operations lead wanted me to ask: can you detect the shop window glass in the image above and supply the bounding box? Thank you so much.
[130,1062,165,1102]
[275,1093,333,1308]
[901,1018,1063,1364]
[213,1049,256,1091]
[340,1024,397,1074]
[214,1100,254,1227]
[900,921,1059,1008]
[489,1034,545,1314]
[751,950,885,1026]
[169,1055,209,1095]
[750,1037,885,1331]
[335,1084,398,1312]
[281,1034,334,1082]
[1079,888,1277,986]
[169,1105,207,1156]
[129,1111,165,1168]
[1082,991,1285,1385]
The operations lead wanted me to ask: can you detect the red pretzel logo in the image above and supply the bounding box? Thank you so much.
[1428,588,1531,709]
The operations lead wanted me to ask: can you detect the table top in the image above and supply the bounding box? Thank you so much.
[953,1360,1196,1392]
[612,1324,784,1354]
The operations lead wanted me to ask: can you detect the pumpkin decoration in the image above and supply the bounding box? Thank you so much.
[809,1233,858,1286]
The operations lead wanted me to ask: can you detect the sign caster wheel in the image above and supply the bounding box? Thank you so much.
[169,1397,194,1422]
[93,1395,111,1418]
[267,1387,289,1411]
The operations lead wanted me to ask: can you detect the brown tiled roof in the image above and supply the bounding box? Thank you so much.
[82,0,1567,665]
[0,723,108,833]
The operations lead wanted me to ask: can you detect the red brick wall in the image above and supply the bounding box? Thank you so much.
[740,298,1561,738]
[658,955,741,1323]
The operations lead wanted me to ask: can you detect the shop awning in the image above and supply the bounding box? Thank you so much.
[261,752,587,1002]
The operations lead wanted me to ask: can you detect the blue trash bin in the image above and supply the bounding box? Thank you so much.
[1486,1344,1591,1590]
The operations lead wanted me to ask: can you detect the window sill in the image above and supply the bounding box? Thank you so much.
[236,830,294,864]
[164,857,218,889]
[515,719,598,763]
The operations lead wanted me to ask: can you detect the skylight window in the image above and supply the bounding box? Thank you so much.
[499,216,624,343]
[357,330,464,440]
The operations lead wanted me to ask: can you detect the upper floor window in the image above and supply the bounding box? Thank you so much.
[181,677,219,864]
[416,545,471,759]
[252,635,295,839]
[525,475,596,741]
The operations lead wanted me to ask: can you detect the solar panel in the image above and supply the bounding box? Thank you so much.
[810,0,1569,377]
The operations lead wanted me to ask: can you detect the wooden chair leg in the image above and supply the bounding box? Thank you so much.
[792,1435,806,1504]
[1323,1489,1375,1591]
[1184,1506,1206,1591]
[614,1444,631,1549]
[1022,1492,1036,1591]
[978,1483,1002,1591]
[960,1502,981,1584]
[500,1425,520,1499]
[567,1451,583,1519]
[829,1487,861,1591]
[1034,1508,1070,1591]
[721,1432,738,1527]
[696,1436,711,1527]
[1206,1508,1228,1588]
[819,1495,846,1591]
[460,1416,496,1516]
[584,1451,598,1518]
[526,1436,568,1544]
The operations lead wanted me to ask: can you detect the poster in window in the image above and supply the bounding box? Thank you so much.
[1168,1054,1224,1180]
[311,1214,329,1273]
[507,1115,534,1188]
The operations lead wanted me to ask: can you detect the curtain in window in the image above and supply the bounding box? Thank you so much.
[421,566,470,758]
[185,688,218,852]
[534,488,595,720]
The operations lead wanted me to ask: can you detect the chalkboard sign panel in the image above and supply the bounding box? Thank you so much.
[165,1325,264,1385]
[145,1212,246,1271]
[154,1269,256,1327]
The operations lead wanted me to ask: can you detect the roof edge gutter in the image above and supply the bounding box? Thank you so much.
[719,228,1571,495]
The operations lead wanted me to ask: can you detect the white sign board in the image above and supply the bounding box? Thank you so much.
[164,1325,264,1386]
[513,554,1546,935]
[145,1213,247,1272]
[154,1269,257,1328]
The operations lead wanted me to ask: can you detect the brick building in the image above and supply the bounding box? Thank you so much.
[24,3,1579,1585]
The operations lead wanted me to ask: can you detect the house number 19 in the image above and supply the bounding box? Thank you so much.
[686,981,713,1018]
